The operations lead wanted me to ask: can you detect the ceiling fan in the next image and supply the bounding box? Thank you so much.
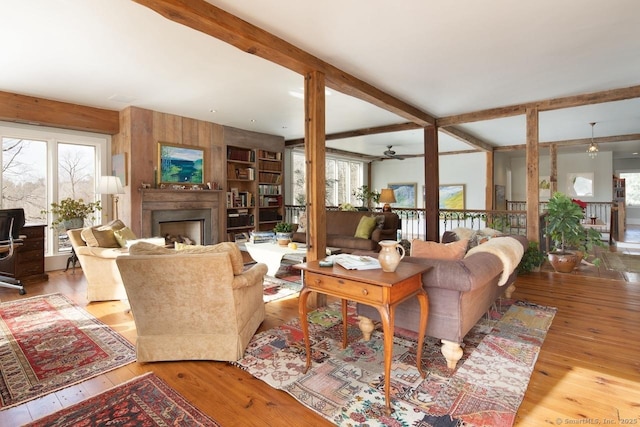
[383,145,405,160]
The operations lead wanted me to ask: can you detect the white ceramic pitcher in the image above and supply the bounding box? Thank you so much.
[378,240,405,272]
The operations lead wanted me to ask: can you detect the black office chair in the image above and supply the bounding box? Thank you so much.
[0,209,27,295]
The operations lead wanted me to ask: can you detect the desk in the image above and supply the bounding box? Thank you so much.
[294,260,431,415]
[0,224,48,283]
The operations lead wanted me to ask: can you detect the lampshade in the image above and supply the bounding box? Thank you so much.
[379,188,397,204]
[98,176,124,195]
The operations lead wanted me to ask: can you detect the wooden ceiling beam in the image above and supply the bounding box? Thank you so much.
[436,85,640,127]
[494,133,640,152]
[439,126,493,152]
[0,90,119,134]
[134,0,436,127]
[285,122,421,147]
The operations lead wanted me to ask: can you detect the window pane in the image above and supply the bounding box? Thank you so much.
[619,172,640,206]
[1,137,47,222]
[56,143,99,252]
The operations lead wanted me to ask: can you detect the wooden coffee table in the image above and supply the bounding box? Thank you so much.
[294,260,431,415]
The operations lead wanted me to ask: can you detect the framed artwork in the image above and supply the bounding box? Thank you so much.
[567,172,593,197]
[539,176,551,198]
[439,184,465,209]
[112,153,127,186]
[388,183,417,208]
[157,142,204,185]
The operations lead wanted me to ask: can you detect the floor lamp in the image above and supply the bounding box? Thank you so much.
[98,176,124,220]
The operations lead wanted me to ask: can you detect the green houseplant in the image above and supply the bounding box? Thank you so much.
[545,192,604,272]
[517,241,546,274]
[352,185,380,210]
[42,197,102,230]
[273,221,294,246]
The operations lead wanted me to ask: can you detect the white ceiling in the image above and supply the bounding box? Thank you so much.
[2,0,640,160]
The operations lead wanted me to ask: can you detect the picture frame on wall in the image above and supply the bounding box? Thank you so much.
[439,184,465,209]
[388,183,417,208]
[157,142,204,185]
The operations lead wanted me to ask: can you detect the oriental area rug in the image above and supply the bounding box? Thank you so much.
[262,258,303,303]
[0,293,136,410]
[234,300,556,426]
[24,372,221,427]
[600,251,640,274]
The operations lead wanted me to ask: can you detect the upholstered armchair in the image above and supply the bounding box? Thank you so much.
[115,242,268,362]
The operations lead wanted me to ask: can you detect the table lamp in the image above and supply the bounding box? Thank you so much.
[98,176,124,220]
[379,188,396,212]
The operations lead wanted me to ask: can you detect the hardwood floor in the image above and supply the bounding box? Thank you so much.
[1,266,639,426]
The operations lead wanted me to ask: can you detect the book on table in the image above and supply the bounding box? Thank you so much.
[332,254,381,270]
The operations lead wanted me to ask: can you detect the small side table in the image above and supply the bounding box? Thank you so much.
[294,260,431,415]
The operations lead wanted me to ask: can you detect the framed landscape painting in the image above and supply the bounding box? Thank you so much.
[158,142,204,185]
[388,183,417,208]
[439,184,465,209]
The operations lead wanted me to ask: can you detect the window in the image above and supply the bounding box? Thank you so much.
[291,152,363,207]
[1,123,109,257]
[619,172,640,206]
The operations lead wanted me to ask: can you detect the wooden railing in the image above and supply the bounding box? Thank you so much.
[285,201,618,245]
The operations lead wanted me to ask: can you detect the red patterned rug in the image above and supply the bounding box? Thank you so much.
[24,372,221,426]
[234,300,556,426]
[0,293,136,410]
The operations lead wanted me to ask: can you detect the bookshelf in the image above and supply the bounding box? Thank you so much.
[225,146,284,242]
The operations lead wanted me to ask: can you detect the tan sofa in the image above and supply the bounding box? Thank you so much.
[116,242,268,362]
[292,210,399,252]
[357,233,528,369]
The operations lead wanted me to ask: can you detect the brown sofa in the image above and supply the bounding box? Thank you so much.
[357,234,528,369]
[292,210,399,252]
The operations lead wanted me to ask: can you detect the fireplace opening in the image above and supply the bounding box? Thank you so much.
[151,209,213,245]
[160,219,204,245]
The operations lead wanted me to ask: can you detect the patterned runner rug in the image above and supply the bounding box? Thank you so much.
[24,372,221,426]
[601,251,640,273]
[234,299,556,426]
[0,293,136,410]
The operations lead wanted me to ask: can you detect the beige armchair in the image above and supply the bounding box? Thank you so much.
[116,242,268,362]
[67,226,128,302]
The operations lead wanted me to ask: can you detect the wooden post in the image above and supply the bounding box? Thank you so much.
[526,108,540,243]
[304,71,327,306]
[424,126,439,242]
[550,143,558,195]
[486,151,494,211]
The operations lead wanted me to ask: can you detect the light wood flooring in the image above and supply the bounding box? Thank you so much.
[1,259,639,425]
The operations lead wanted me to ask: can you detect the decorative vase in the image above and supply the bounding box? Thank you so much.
[275,232,292,246]
[378,240,405,272]
[548,251,579,273]
[63,217,84,230]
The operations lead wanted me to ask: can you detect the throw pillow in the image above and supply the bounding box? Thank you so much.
[354,216,378,239]
[80,219,126,248]
[175,242,244,275]
[113,227,137,248]
[410,239,469,260]
[371,214,385,229]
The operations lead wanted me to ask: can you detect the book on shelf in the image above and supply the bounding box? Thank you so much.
[331,254,381,270]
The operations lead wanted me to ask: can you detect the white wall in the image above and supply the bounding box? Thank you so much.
[371,152,487,209]
[510,150,613,202]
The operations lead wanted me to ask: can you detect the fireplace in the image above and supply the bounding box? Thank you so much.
[141,189,221,245]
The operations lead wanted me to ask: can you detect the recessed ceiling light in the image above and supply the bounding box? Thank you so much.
[634,152,639,155]
[250,119,256,123]
[209,108,217,113]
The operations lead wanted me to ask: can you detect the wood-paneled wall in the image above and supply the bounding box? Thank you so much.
[114,106,283,242]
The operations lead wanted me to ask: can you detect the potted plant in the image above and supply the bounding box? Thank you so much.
[273,221,294,246]
[517,241,546,274]
[545,192,604,273]
[42,197,102,230]
[352,185,380,210]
